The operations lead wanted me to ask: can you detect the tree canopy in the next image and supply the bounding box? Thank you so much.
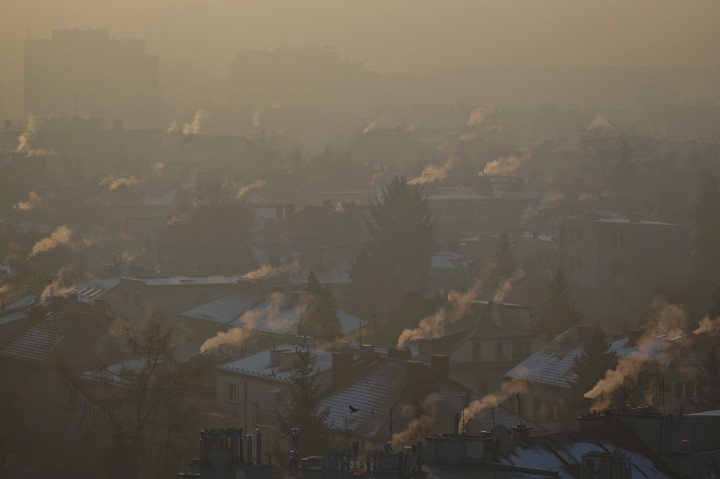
[536,268,584,338]
[349,176,436,315]
[300,272,341,342]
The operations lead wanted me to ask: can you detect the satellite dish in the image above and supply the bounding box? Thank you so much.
[491,424,512,455]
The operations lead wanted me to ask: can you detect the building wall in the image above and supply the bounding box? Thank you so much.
[24,30,161,126]
[561,217,692,319]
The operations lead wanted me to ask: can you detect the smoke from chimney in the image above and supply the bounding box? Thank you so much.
[408,154,462,185]
[583,297,688,410]
[237,179,267,199]
[481,151,530,177]
[242,260,300,280]
[392,396,438,449]
[396,281,482,348]
[458,378,528,434]
[14,190,54,211]
[41,263,90,301]
[492,270,525,302]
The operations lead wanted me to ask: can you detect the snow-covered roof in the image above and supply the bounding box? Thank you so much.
[218,345,335,382]
[71,277,121,303]
[180,292,265,325]
[505,327,627,388]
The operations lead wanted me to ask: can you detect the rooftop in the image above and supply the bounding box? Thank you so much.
[505,326,628,388]
[218,345,335,382]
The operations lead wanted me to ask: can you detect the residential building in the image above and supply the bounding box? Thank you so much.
[24,29,161,126]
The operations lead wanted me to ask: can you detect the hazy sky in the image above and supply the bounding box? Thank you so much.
[2,0,719,116]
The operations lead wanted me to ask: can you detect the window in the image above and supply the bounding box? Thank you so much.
[675,381,696,399]
[612,287,625,303]
[613,233,625,248]
[495,342,505,361]
[612,261,625,276]
[472,342,482,361]
[226,382,239,403]
[512,341,530,360]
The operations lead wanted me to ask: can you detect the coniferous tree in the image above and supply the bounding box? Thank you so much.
[692,175,720,286]
[275,351,330,455]
[698,347,720,411]
[301,272,340,342]
[568,326,616,407]
[536,268,583,338]
[489,230,518,291]
[349,176,436,315]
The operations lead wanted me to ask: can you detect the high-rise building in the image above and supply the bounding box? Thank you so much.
[24,29,161,125]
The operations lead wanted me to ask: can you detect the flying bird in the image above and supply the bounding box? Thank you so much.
[348,405,360,413]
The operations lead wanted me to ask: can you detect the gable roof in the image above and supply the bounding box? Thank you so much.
[505,326,627,388]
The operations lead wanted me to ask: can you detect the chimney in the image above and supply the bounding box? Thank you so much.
[269,348,289,367]
[430,354,449,382]
[489,302,503,328]
[388,348,412,361]
[510,424,532,443]
[256,428,262,464]
[280,351,298,370]
[332,352,353,386]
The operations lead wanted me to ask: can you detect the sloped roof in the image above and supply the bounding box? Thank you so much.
[2,313,63,363]
[319,359,406,438]
[71,277,121,303]
[218,345,334,382]
[180,292,265,325]
[505,327,627,388]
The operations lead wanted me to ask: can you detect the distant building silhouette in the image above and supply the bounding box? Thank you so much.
[24,29,161,125]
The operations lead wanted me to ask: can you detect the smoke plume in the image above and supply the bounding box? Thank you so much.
[492,270,525,302]
[14,191,54,211]
[242,260,300,280]
[408,154,462,185]
[237,179,267,199]
[200,293,289,354]
[459,379,528,434]
[31,225,73,256]
[392,396,438,449]
[30,225,105,256]
[15,116,53,156]
[41,263,90,301]
[397,282,482,348]
[252,110,260,127]
[100,174,141,191]
[694,315,720,335]
[587,113,613,131]
[481,151,530,176]
[183,110,209,135]
[583,297,688,410]
[466,105,494,127]
[363,117,383,134]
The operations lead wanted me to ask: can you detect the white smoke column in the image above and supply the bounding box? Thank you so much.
[481,151,530,176]
[392,396,438,449]
[201,293,287,354]
[397,281,483,348]
[166,122,179,133]
[584,297,688,410]
[182,109,209,135]
[237,179,267,199]
[30,225,73,256]
[242,260,300,280]
[492,270,525,302]
[100,174,141,191]
[408,154,462,185]
[363,117,383,134]
[694,316,720,335]
[466,105,494,127]
[252,110,260,127]
[14,191,54,211]
[587,113,613,131]
[459,379,528,434]
[334,202,345,213]
[15,116,52,156]
[41,263,90,301]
